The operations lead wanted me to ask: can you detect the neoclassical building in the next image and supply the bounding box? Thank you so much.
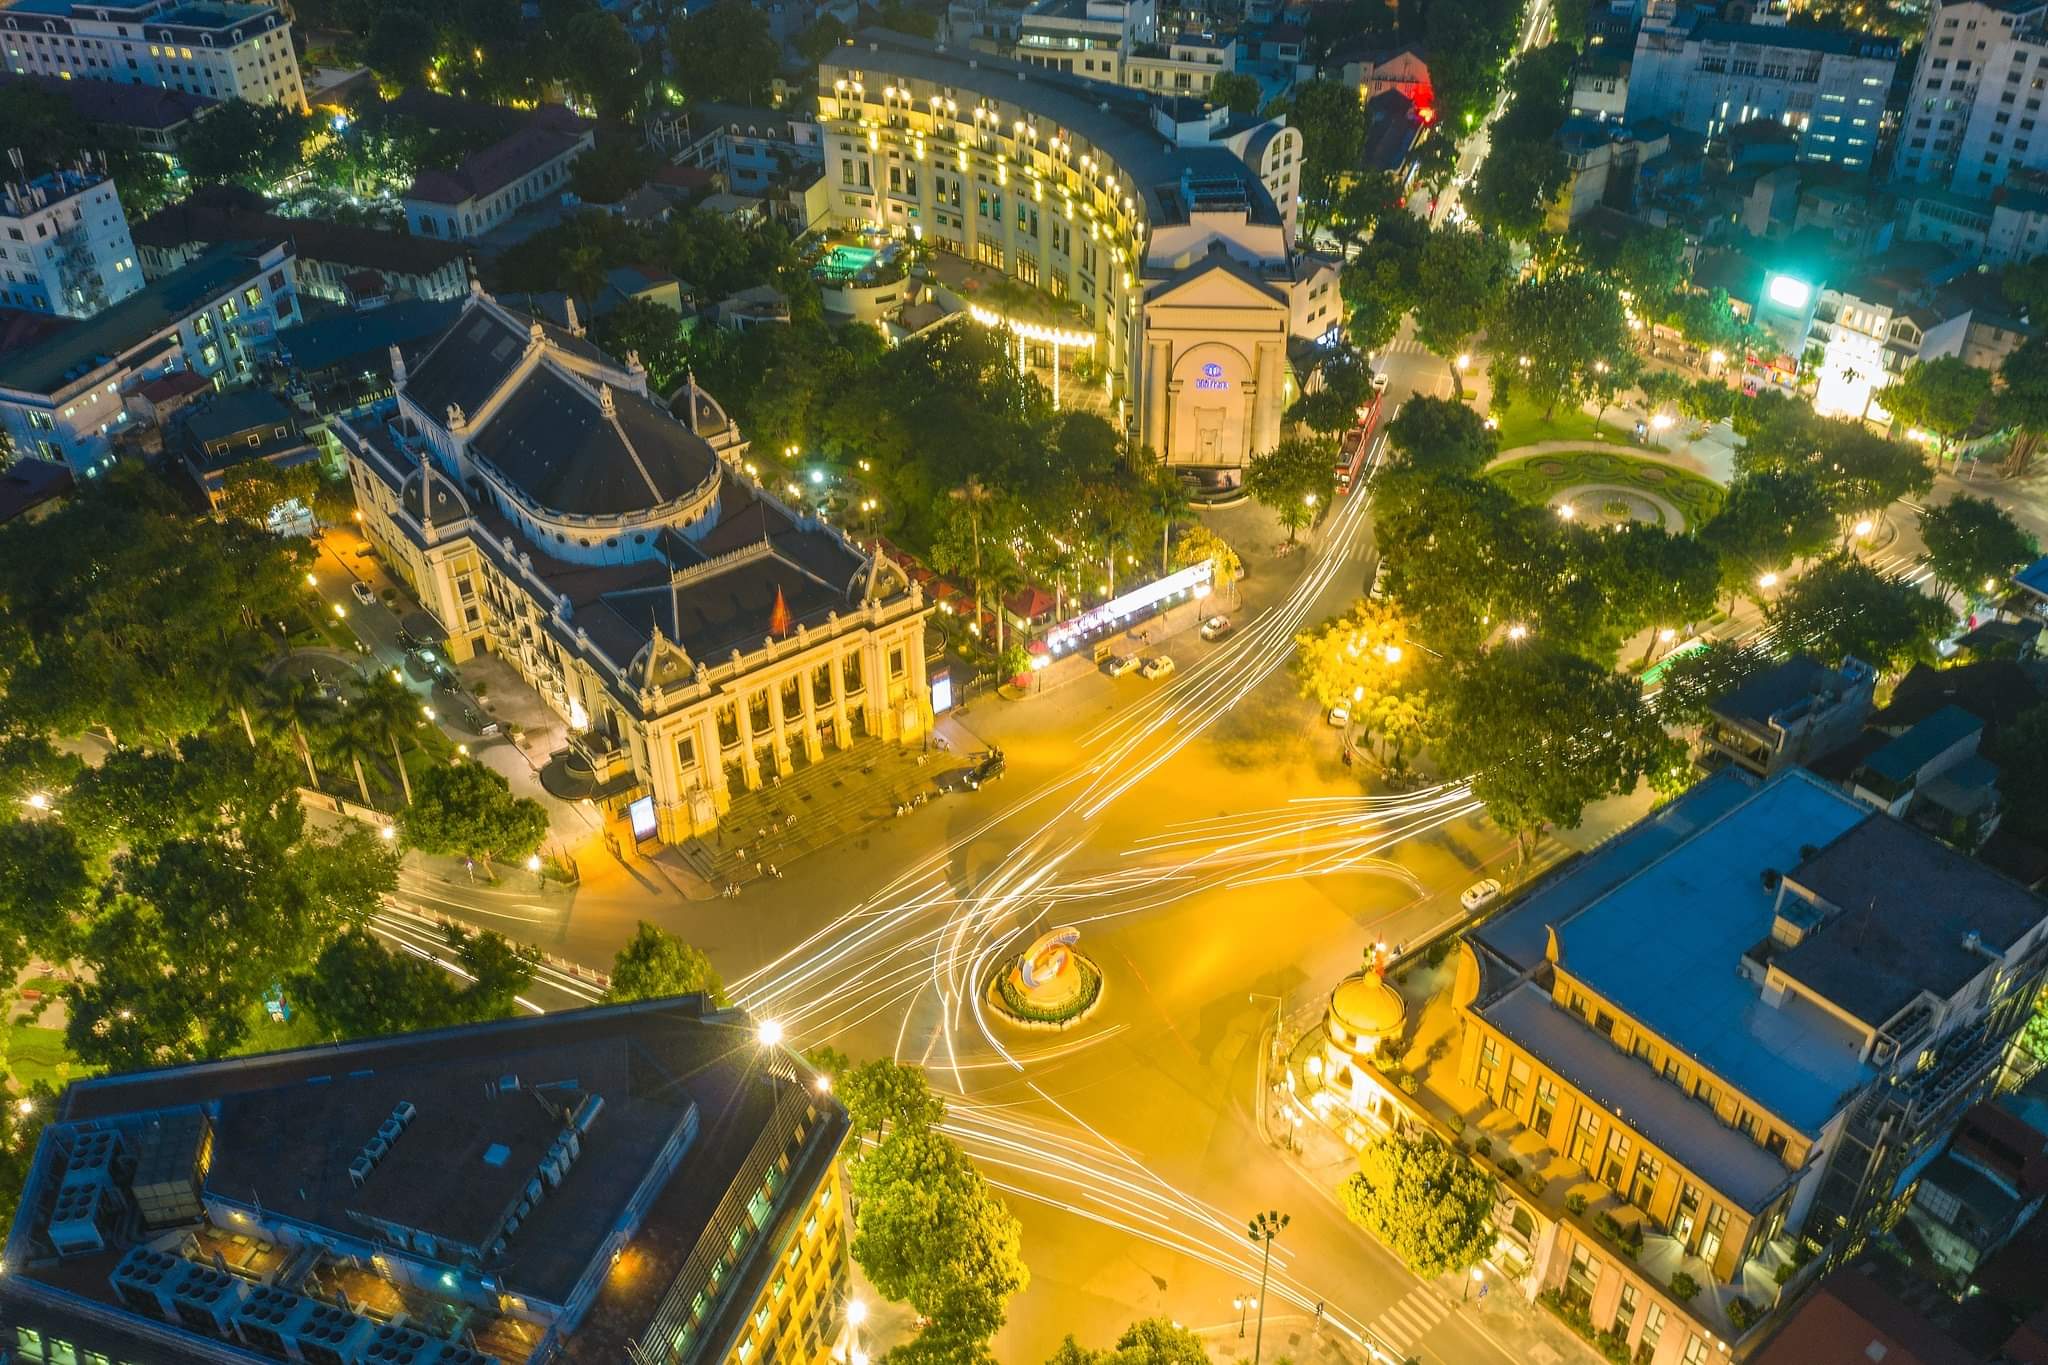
[817,31,1342,483]
[335,286,933,845]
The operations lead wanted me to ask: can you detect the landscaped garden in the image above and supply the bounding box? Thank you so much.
[1488,450,1726,530]
[1485,391,1655,452]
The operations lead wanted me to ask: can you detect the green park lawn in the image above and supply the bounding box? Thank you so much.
[2,1023,97,1093]
[1488,451,1727,529]
[1486,391,1659,453]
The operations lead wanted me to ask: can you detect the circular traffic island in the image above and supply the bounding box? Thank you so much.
[1487,449,1726,532]
[987,925,1105,1028]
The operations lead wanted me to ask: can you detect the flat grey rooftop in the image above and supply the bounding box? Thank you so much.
[1554,769,1874,1135]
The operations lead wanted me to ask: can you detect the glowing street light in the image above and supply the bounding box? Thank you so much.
[1709,349,1728,368]
[380,825,396,841]
[1854,518,1874,538]
[304,572,318,587]
[1658,628,1677,643]
[332,603,347,618]
[1556,502,1575,520]
[1455,353,1471,370]
[756,1018,785,1047]
[24,792,49,811]
[1650,413,1674,432]
[1304,493,1318,507]
[1758,571,1779,590]
[1382,644,1404,664]
[1984,577,1999,594]
[1506,623,1529,642]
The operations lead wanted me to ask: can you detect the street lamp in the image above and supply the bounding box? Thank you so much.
[1246,1209,1290,1364]
[305,572,318,588]
[379,825,396,841]
[1757,571,1779,590]
[1465,1265,1485,1301]
[1455,353,1470,370]
[1854,518,1874,538]
[1382,644,1403,664]
[757,1018,785,1048]
[1304,493,1317,508]
[1556,502,1575,520]
[1234,1294,1257,1337]
[526,853,542,887]
[24,792,48,812]
[1506,623,1529,642]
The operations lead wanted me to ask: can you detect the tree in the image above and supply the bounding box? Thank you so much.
[217,459,320,528]
[607,920,728,1004]
[1245,437,1336,542]
[449,925,540,1021]
[1488,269,1630,418]
[353,669,418,806]
[1412,229,1512,395]
[590,296,691,393]
[1650,639,1774,730]
[1469,136,1569,239]
[1993,702,2048,843]
[1208,72,1263,116]
[1048,1319,1214,1364]
[177,98,316,189]
[1764,556,1951,673]
[1919,495,2037,605]
[365,7,436,87]
[1172,524,1243,601]
[1612,224,1687,312]
[0,819,90,992]
[1279,81,1365,224]
[850,1128,1028,1349]
[1341,1132,1496,1279]
[669,1,779,103]
[2007,256,2048,325]
[839,1057,945,1142]
[1810,422,1932,517]
[1294,599,1420,743]
[262,672,334,789]
[399,761,549,874]
[1435,644,1680,858]
[568,139,656,204]
[322,706,386,807]
[1386,396,1497,478]
[1340,213,1424,354]
[563,12,643,120]
[0,470,309,745]
[1697,469,1836,606]
[294,926,463,1038]
[795,12,849,60]
[1995,335,2048,478]
[1884,356,1992,461]
[1590,523,1721,664]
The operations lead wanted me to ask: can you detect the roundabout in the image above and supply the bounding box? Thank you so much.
[987,924,1105,1027]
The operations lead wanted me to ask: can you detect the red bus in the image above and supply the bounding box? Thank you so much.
[1333,390,1387,496]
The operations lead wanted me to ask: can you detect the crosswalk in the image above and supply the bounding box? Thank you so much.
[1365,1283,1458,1361]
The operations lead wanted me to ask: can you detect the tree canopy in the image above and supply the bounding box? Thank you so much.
[1918,495,2037,605]
[399,761,549,870]
[1764,555,1951,673]
[1386,396,1498,479]
[1884,356,1992,459]
[669,1,779,104]
[1245,437,1337,541]
[1487,268,1630,418]
[606,920,728,1005]
[1341,1132,1497,1279]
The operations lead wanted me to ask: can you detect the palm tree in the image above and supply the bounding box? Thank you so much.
[322,706,385,809]
[354,669,418,805]
[1144,468,1191,576]
[261,673,333,789]
[218,629,280,747]
[949,477,994,627]
[984,557,1029,654]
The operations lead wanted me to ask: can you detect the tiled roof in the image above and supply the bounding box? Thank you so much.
[0,70,214,128]
[406,126,588,205]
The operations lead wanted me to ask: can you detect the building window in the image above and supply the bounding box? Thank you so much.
[1682,1335,1709,1365]
[1600,1127,1633,1188]
[1617,1283,1639,1333]
[1501,1057,1529,1115]
[1565,1240,1600,1307]
[1629,1154,1663,1210]
[1641,1306,1666,1353]
[1698,1203,1729,1264]
[889,648,906,678]
[1477,1037,1502,1093]
[1531,1078,1559,1137]
[1568,1107,1600,1166]
[677,735,696,771]
[1674,1183,1702,1245]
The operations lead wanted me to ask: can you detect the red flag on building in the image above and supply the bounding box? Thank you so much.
[769,584,792,637]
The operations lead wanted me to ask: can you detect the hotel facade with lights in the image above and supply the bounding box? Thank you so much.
[335,286,934,847]
[817,32,1342,480]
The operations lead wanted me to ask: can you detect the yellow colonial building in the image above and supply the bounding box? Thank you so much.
[1436,768,2048,1361]
[335,286,933,845]
[816,31,1342,486]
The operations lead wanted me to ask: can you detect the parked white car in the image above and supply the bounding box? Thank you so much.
[1139,655,1175,680]
[1460,878,1504,912]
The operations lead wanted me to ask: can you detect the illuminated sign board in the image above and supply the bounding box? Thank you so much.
[1194,361,1230,392]
[930,669,954,715]
[628,795,658,842]
[1044,559,1214,654]
[1766,274,1812,310]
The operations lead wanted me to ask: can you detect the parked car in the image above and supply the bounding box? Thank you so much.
[1103,653,1140,677]
[1327,703,1351,727]
[1139,655,1176,680]
[1200,614,1233,640]
[350,580,376,607]
[966,749,1006,790]
[1460,878,1504,912]
[1368,562,1388,601]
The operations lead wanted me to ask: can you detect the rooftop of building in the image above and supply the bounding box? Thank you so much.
[1856,704,1984,784]
[133,192,467,278]
[0,456,72,523]
[1676,10,1900,57]
[0,70,216,128]
[1710,653,1865,733]
[176,385,294,446]
[1502,770,1885,1135]
[1,997,841,1365]
[822,29,1285,228]
[403,107,593,207]
[1773,814,2048,1029]
[0,240,282,397]
[278,297,462,376]
[1749,1265,1985,1365]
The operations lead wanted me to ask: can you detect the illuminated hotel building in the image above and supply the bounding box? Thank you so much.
[818,31,1342,481]
[336,286,933,846]
[0,996,853,1365]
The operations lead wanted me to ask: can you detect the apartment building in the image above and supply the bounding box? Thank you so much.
[1892,0,2048,195]
[1450,768,2048,1360]
[335,287,934,845]
[0,996,853,1365]
[1625,0,1897,168]
[1125,29,1236,96]
[817,32,1330,479]
[0,164,141,317]
[0,239,297,474]
[0,0,304,109]
[1901,176,2048,261]
[1013,0,1155,82]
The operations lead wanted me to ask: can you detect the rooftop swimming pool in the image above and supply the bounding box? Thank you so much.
[816,244,881,281]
